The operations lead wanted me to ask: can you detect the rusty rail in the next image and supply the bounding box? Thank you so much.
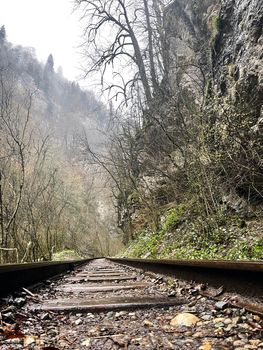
[109,258,263,300]
[1,257,262,315]
[108,258,263,315]
[0,259,93,296]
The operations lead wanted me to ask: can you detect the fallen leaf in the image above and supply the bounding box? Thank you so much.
[199,341,212,350]
[81,338,91,346]
[111,334,128,346]
[0,324,24,339]
[24,335,38,346]
[170,313,200,327]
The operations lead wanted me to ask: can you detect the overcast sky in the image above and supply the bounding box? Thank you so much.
[0,0,83,81]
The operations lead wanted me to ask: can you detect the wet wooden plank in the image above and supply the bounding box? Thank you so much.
[58,282,149,292]
[32,296,184,312]
[76,272,126,277]
[67,275,137,282]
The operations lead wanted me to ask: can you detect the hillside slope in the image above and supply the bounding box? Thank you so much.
[120,0,263,260]
[0,29,121,262]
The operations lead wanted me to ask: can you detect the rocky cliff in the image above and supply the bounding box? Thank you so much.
[121,0,263,258]
[165,0,220,99]
[213,0,262,113]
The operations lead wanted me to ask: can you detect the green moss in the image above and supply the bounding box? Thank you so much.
[124,230,161,258]
[123,212,263,261]
[160,204,186,234]
[123,204,187,258]
[212,15,219,37]
[52,250,81,261]
[127,190,141,205]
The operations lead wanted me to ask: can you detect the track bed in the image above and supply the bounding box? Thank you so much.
[0,258,262,349]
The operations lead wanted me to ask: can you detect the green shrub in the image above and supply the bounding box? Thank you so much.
[161,204,186,234]
[212,15,219,37]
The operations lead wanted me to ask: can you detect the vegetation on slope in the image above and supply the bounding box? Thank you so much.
[0,26,121,263]
[122,203,263,260]
[75,0,263,261]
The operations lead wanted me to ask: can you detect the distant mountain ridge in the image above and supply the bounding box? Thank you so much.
[0,26,109,153]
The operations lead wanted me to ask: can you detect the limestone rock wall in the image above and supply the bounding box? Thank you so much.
[213,0,263,119]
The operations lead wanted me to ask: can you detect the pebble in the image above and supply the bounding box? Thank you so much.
[253,315,261,322]
[223,318,232,324]
[233,340,246,347]
[201,314,212,321]
[215,301,228,310]
[115,311,127,317]
[75,318,82,325]
[14,297,26,307]
[170,312,200,327]
[213,317,225,323]
[232,316,240,324]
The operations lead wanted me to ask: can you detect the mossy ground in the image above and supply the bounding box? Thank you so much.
[121,205,263,260]
[52,250,82,261]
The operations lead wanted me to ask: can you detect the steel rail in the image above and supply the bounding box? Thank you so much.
[1,258,262,313]
[0,259,93,296]
[108,258,263,299]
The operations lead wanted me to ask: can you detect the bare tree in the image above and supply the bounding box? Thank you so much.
[75,0,172,107]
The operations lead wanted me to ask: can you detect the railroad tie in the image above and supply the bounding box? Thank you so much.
[29,259,185,313]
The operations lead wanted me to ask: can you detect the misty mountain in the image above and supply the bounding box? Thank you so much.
[0,25,109,154]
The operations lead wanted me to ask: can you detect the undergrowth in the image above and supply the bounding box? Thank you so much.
[122,205,263,260]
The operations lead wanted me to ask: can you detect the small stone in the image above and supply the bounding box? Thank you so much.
[24,336,38,347]
[238,323,251,330]
[215,301,228,310]
[232,316,240,325]
[198,341,212,350]
[170,312,200,327]
[223,318,232,324]
[115,311,127,317]
[82,338,91,346]
[75,318,82,325]
[253,315,261,322]
[239,308,246,315]
[238,333,248,340]
[6,338,23,344]
[249,339,261,346]
[193,331,204,338]
[41,313,50,320]
[224,324,234,331]
[244,345,257,349]
[201,314,211,321]
[215,322,225,328]
[143,320,154,327]
[233,340,245,347]
[14,297,26,307]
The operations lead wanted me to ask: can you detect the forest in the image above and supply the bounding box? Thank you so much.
[0,24,122,263]
[0,0,262,263]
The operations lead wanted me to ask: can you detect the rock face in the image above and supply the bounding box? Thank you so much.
[210,0,263,198]
[119,0,263,236]
[165,0,263,114]
[164,0,263,199]
[165,0,220,100]
[213,0,263,117]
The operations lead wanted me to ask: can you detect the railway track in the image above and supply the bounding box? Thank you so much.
[0,258,262,349]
